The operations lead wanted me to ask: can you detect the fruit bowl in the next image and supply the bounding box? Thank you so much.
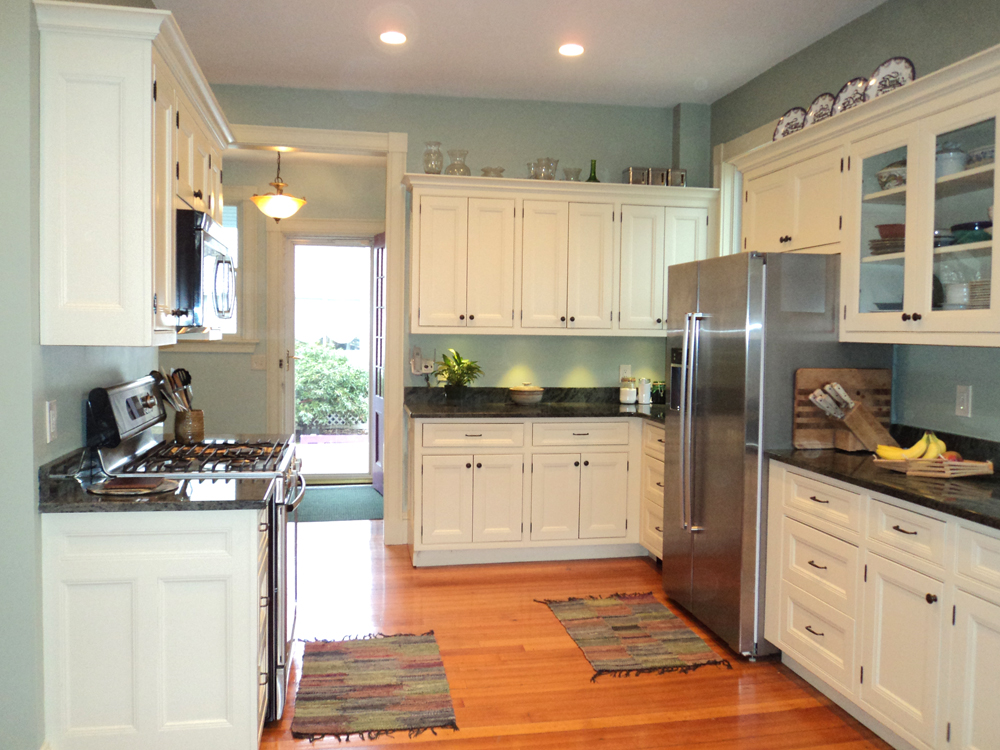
[876,223,905,239]
[509,383,543,405]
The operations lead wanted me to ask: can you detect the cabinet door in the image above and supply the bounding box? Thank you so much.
[421,455,473,545]
[521,200,569,328]
[152,57,177,334]
[861,552,945,747]
[662,206,709,324]
[790,149,844,252]
[209,146,223,223]
[619,205,665,329]
[467,197,515,328]
[472,454,523,543]
[950,590,1000,750]
[744,170,793,253]
[579,452,628,539]
[190,126,213,213]
[176,96,198,208]
[530,453,580,540]
[418,196,469,327]
[567,202,614,329]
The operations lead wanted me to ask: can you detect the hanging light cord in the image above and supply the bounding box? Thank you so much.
[274,152,283,184]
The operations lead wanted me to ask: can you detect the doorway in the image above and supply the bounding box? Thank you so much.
[292,240,373,484]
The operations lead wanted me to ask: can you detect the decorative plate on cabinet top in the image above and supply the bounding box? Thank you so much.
[773,107,808,141]
[804,93,836,126]
[865,57,915,100]
[833,77,868,115]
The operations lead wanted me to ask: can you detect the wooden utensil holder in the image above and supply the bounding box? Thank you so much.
[174,410,204,444]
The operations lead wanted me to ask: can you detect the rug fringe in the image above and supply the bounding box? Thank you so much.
[588,658,733,682]
[292,721,459,743]
[299,630,435,643]
[534,592,654,605]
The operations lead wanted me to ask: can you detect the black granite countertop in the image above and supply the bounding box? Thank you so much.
[767,448,1000,531]
[405,386,667,423]
[39,448,274,513]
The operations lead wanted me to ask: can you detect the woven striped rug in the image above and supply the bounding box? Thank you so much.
[538,592,732,680]
[290,633,458,741]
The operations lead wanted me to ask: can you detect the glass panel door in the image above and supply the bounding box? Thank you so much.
[858,143,908,316]
[930,117,995,314]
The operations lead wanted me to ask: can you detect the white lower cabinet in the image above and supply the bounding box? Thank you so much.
[767,460,1000,750]
[860,553,945,747]
[639,421,666,557]
[411,418,642,564]
[42,509,266,750]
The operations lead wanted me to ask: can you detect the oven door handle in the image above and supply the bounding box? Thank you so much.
[288,472,307,511]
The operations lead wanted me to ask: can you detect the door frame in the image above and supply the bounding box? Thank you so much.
[232,124,408,545]
[281,234,381,485]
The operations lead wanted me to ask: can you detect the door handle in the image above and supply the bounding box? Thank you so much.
[805,625,825,637]
[808,495,830,504]
[679,312,704,532]
[892,524,918,535]
[807,560,828,570]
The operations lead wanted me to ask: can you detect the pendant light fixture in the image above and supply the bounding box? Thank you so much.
[251,151,306,223]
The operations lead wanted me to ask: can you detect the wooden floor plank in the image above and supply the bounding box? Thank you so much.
[261,520,891,749]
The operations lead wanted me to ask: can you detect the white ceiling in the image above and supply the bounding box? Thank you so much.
[157,0,888,109]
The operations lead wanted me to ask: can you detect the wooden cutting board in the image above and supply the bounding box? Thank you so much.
[794,368,892,451]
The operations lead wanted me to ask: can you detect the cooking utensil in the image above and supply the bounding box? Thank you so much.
[824,382,856,410]
[149,370,184,411]
[808,389,845,419]
[166,369,189,410]
[175,368,194,408]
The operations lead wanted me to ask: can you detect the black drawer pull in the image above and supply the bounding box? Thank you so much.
[892,524,918,535]
[809,495,830,504]
[465,433,483,437]
[807,560,828,570]
[655,526,662,532]
[805,625,824,637]
[572,432,590,436]
[657,438,665,443]
[655,481,664,488]
[926,593,938,604]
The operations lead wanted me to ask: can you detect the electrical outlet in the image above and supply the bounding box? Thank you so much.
[45,400,57,443]
[619,364,632,381]
[956,385,973,418]
[251,355,266,370]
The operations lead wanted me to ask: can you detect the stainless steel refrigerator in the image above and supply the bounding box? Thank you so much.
[662,252,890,657]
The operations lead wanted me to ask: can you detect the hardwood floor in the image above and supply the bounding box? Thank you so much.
[262,520,891,749]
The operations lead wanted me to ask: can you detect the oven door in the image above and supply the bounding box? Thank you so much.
[267,471,306,723]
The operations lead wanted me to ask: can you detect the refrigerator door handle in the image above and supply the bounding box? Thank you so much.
[682,312,705,532]
[678,313,692,530]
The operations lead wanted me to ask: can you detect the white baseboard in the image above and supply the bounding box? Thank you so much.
[412,543,646,567]
[782,653,922,750]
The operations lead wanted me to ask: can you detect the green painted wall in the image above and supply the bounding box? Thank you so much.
[711,0,1000,147]
[213,84,674,183]
[710,0,1000,441]
[672,103,712,188]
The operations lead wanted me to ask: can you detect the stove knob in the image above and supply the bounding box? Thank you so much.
[140,394,156,411]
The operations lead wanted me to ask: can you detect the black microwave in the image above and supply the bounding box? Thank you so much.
[175,209,235,333]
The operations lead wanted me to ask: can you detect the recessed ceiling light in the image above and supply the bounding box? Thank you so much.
[559,43,584,57]
[380,31,407,45]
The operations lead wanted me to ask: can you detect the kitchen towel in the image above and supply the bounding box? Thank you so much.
[537,592,732,681]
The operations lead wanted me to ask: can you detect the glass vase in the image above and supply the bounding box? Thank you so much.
[445,149,471,176]
[423,142,443,174]
[586,159,600,183]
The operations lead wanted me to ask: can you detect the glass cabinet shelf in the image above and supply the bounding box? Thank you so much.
[934,240,992,256]
[935,164,994,199]
[862,252,906,263]
[863,184,907,204]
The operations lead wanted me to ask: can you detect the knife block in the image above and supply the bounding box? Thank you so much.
[794,368,893,452]
[841,402,897,451]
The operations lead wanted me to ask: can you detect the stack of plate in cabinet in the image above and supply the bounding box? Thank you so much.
[869,238,905,256]
[969,279,990,309]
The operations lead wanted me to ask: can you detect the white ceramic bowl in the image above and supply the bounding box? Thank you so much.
[509,383,543,405]
[936,150,968,178]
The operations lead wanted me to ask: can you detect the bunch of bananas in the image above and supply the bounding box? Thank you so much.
[876,432,947,460]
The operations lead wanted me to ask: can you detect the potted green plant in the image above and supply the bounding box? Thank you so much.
[433,349,483,399]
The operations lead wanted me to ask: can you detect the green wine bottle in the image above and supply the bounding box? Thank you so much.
[586,159,599,183]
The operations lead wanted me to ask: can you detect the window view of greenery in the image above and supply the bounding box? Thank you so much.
[294,244,371,477]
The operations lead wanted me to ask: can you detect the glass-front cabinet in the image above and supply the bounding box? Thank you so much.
[843,95,998,337]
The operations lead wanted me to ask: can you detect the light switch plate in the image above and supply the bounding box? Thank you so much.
[45,400,57,443]
[619,364,632,381]
[956,385,972,418]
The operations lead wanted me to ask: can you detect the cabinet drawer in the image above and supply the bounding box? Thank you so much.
[422,422,524,448]
[532,422,629,446]
[783,517,859,617]
[778,580,855,691]
[640,498,664,558]
[956,525,1000,593]
[642,455,665,507]
[642,423,666,460]
[868,499,946,567]
[784,470,861,534]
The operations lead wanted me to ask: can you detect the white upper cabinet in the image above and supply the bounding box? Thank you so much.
[405,174,717,337]
[743,148,844,254]
[731,45,1000,346]
[36,0,231,347]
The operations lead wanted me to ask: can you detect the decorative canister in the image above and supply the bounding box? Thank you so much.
[619,386,637,404]
[423,142,444,174]
[444,149,471,176]
[175,409,205,444]
[637,378,652,404]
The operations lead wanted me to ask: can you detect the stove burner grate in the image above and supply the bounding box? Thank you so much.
[119,438,288,475]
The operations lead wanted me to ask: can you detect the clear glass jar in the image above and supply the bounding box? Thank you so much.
[423,142,444,174]
[444,149,471,176]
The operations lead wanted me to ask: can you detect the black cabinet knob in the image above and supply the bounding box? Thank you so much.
[926,593,938,604]
[469,314,475,320]
[193,189,203,200]
[476,462,482,468]
[583,460,589,466]
[459,314,465,320]
[901,313,912,321]
[912,312,922,321]
[560,316,566,322]
[656,318,662,324]
[574,461,579,467]
[569,316,575,322]
[466,463,472,469]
